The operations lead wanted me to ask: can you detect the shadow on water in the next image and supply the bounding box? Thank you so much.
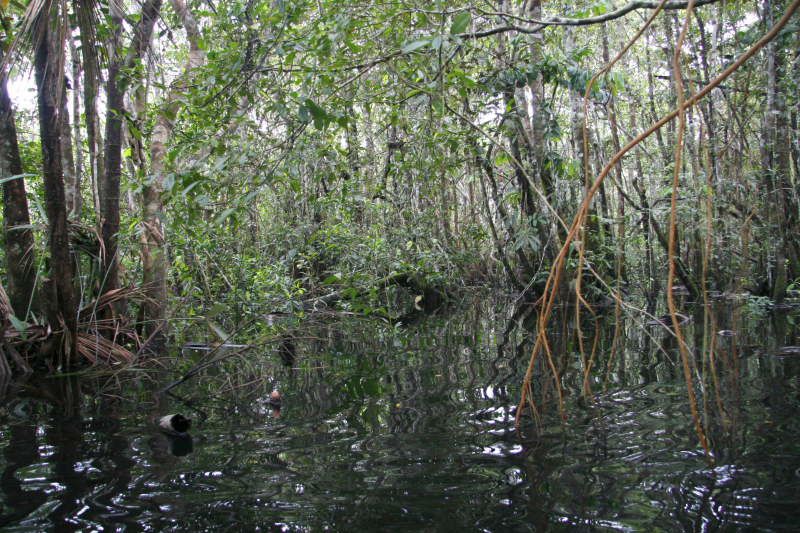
[0,294,798,530]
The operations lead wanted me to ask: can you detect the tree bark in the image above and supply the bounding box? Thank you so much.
[141,0,203,348]
[761,0,794,301]
[60,79,77,218]
[0,49,37,318]
[603,25,627,284]
[99,0,125,296]
[68,32,83,218]
[523,0,556,266]
[75,0,104,218]
[100,0,163,300]
[33,1,77,361]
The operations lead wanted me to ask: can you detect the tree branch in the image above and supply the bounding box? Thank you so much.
[462,0,723,39]
[322,0,724,75]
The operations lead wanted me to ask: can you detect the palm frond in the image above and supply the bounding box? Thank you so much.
[76,331,135,364]
[0,0,51,77]
[73,0,104,68]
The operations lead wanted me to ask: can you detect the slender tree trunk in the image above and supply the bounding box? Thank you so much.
[76,0,103,218]
[0,50,37,318]
[68,33,83,218]
[644,42,668,163]
[34,1,77,361]
[506,87,536,219]
[603,25,627,283]
[100,0,163,301]
[344,92,364,223]
[478,146,523,289]
[61,81,76,219]
[99,0,125,296]
[141,0,203,347]
[761,0,794,301]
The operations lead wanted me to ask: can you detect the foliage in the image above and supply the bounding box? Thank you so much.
[0,0,797,363]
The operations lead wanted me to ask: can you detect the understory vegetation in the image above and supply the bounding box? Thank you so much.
[0,0,798,440]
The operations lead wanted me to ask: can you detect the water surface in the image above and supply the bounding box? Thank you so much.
[1,296,799,530]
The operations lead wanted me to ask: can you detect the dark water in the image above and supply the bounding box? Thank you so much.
[1,296,799,531]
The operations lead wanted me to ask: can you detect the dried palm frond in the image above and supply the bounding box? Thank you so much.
[69,220,102,258]
[2,323,49,342]
[1,0,104,75]
[76,331,135,364]
[78,286,154,322]
[5,286,155,369]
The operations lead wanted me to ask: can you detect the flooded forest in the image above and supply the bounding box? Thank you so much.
[1,0,799,530]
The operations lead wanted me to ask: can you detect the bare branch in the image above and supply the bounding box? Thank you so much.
[463,0,723,39]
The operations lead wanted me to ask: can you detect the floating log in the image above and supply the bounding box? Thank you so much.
[158,414,191,436]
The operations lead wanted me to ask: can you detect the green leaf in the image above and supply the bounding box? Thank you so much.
[214,207,236,225]
[402,39,430,54]
[206,303,227,318]
[206,319,230,342]
[450,12,471,35]
[212,154,229,172]
[592,0,610,16]
[494,152,510,166]
[181,180,202,197]
[298,104,311,123]
[304,98,328,130]
[128,123,142,140]
[8,315,28,333]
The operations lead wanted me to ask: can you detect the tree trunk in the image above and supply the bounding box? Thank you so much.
[68,32,83,218]
[99,0,125,296]
[76,0,104,218]
[761,0,794,302]
[522,0,557,268]
[61,80,76,219]
[100,0,163,302]
[0,50,37,318]
[33,1,77,361]
[603,25,627,284]
[141,0,203,348]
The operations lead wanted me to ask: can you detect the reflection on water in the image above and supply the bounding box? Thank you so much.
[0,296,798,530]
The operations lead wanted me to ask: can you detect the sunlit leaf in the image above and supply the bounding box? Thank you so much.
[8,315,28,333]
[450,12,470,35]
[402,39,429,54]
[206,319,230,342]
[304,98,328,130]
[214,207,236,225]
